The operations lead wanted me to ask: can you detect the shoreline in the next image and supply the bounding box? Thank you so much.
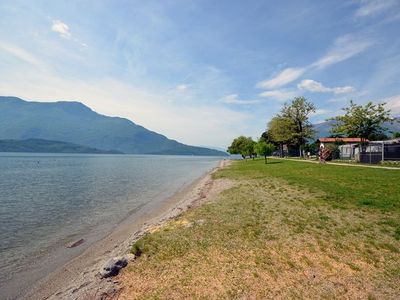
[22,159,231,299]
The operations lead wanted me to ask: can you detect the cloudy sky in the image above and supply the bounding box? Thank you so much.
[0,0,399,148]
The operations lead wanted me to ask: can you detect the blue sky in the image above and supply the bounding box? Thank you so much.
[0,0,399,148]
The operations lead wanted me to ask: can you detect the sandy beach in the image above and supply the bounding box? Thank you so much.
[22,159,232,300]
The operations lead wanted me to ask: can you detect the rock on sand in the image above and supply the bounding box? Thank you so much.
[100,257,128,278]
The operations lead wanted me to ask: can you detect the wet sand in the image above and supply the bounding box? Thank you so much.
[22,159,231,299]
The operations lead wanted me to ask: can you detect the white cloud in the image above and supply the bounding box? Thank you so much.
[51,20,71,39]
[256,35,372,89]
[256,67,306,89]
[311,35,373,69]
[0,42,44,68]
[220,94,260,105]
[176,84,189,91]
[312,109,331,116]
[355,0,398,17]
[259,89,297,101]
[380,94,400,115]
[298,79,355,94]
[333,86,356,94]
[298,80,328,92]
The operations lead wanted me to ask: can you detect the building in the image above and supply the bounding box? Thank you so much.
[317,137,400,163]
[317,138,368,160]
[362,138,400,162]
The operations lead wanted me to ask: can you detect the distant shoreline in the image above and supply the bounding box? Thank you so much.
[0,151,228,157]
[22,159,230,299]
[0,138,123,154]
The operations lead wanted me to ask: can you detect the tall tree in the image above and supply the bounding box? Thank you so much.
[227,136,255,159]
[254,140,275,164]
[267,116,294,157]
[279,97,316,156]
[329,101,392,142]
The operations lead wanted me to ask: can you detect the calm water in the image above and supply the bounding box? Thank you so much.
[0,153,221,298]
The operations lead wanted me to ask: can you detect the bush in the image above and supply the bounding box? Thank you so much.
[325,144,340,160]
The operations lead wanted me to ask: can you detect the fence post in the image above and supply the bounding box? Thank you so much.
[382,141,384,162]
[369,144,371,164]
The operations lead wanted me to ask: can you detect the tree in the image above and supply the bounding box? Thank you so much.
[266,116,293,157]
[329,101,392,143]
[227,136,255,159]
[259,131,270,143]
[255,140,275,164]
[246,139,257,159]
[368,132,388,141]
[279,96,316,157]
[267,117,294,143]
[393,132,400,139]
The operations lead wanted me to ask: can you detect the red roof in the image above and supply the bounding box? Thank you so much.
[318,137,368,143]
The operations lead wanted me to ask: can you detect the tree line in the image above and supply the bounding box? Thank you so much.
[228,96,396,160]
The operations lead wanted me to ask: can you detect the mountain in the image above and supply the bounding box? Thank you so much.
[0,96,227,156]
[313,120,336,139]
[0,139,123,154]
[313,118,400,139]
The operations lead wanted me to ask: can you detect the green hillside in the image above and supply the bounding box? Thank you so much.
[0,96,227,156]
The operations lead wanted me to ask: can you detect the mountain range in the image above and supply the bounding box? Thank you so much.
[0,96,227,156]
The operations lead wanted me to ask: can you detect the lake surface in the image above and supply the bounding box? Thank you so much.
[0,153,221,299]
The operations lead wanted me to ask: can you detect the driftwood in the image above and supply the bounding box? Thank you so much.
[66,238,85,248]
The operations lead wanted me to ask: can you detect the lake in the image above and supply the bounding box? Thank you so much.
[0,153,221,299]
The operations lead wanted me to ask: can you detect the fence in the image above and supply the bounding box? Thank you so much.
[359,142,400,164]
[384,143,400,161]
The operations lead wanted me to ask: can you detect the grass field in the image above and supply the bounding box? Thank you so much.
[118,159,400,299]
[223,158,400,211]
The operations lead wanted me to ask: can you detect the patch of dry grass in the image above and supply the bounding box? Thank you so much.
[117,161,400,299]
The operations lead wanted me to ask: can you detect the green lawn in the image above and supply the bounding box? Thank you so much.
[119,159,400,299]
[216,158,400,212]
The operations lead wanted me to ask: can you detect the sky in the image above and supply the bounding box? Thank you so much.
[0,0,399,149]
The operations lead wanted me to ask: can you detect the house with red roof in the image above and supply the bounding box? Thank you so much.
[316,137,368,160]
[316,137,400,163]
